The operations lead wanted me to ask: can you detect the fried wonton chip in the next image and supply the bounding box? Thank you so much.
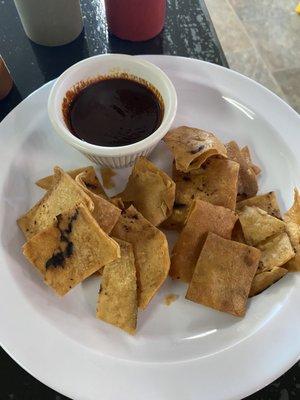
[257,232,294,272]
[186,233,260,316]
[101,167,116,189]
[18,167,94,240]
[236,192,281,219]
[283,188,300,271]
[174,158,239,211]
[170,199,238,282]
[241,146,261,176]
[231,220,246,243]
[75,171,121,234]
[112,206,170,309]
[36,166,106,197]
[97,239,137,334]
[22,204,120,296]
[163,126,227,172]
[160,203,188,231]
[226,141,258,199]
[238,206,285,246]
[249,267,288,297]
[117,157,175,226]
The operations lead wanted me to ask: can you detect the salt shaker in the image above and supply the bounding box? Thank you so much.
[13,0,83,46]
[0,56,13,100]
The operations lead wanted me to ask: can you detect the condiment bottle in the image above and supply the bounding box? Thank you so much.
[0,56,13,100]
[105,0,166,41]
[13,0,83,46]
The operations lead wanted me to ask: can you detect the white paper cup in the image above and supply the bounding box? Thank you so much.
[48,54,177,168]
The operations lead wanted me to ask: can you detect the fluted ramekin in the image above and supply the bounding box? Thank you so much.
[48,54,177,168]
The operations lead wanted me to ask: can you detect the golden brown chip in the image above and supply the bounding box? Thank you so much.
[160,203,188,231]
[163,126,227,172]
[170,199,238,282]
[112,206,170,309]
[257,232,294,272]
[22,204,120,296]
[231,220,246,243]
[36,166,106,197]
[226,141,258,199]
[110,197,125,209]
[101,167,116,189]
[249,267,288,297]
[174,158,239,212]
[18,166,94,240]
[97,239,137,334]
[164,294,179,306]
[186,233,260,316]
[236,192,281,219]
[238,206,285,246]
[117,157,175,226]
[75,171,121,234]
[240,146,261,176]
[283,188,300,271]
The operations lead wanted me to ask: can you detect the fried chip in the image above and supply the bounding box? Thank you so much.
[112,206,170,309]
[257,232,294,272]
[231,220,246,243]
[101,167,116,189]
[186,233,260,317]
[174,158,239,212]
[170,199,238,282]
[97,239,137,334]
[236,192,281,219]
[226,141,258,199]
[283,188,300,271]
[163,126,227,172]
[18,167,94,240]
[160,203,188,231]
[241,146,261,176]
[36,166,106,197]
[117,157,175,226]
[22,204,120,296]
[249,267,288,297]
[238,206,285,246]
[75,171,121,234]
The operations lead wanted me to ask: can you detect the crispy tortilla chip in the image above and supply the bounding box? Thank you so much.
[249,267,288,297]
[238,206,285,246]
[257,232,294,272]
[283,188,300,271]
[75,171,121,234]
[174,158,239,212]
[101,167,116,189]
[112,206,170,309]
[110,197,125,209]
[186,233,260,316]
[160,203,188,231]
[18,167,94,240]
[36,166,106,197]
[117,157,175,226]
[241,146,261,176]
[236,192,281,219]
[22,204,120,296]
[170,199,238,282]
[97,239,137,334]
[163,126,227,172]
[226,141,258,199]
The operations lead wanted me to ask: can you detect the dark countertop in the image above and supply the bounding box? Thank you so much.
[0,0,298,399]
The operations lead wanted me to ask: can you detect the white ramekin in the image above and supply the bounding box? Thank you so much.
[48,54,177,168]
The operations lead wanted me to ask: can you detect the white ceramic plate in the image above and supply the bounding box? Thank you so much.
[0,55,299,400]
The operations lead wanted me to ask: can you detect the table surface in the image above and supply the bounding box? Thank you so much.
[0,0,298,399]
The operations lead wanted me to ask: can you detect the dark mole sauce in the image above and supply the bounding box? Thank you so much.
[67,78,163,147]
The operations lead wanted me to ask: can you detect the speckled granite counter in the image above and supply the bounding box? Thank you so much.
[0,0,298,399]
